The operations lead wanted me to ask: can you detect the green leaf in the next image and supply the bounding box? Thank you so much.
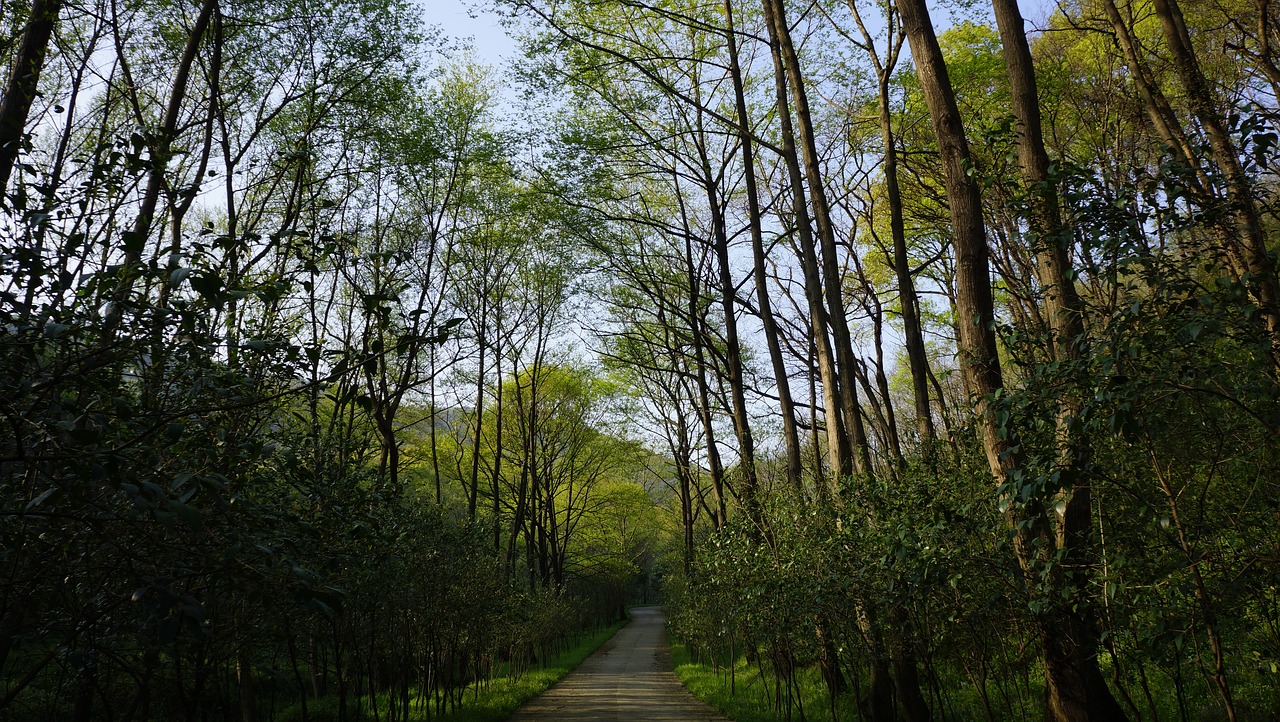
[122,230,147,257]
[26,488,56,512]
[189,271,224,303]
[168,499,201,531]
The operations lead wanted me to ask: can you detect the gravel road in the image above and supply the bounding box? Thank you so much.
[506,606,732,721]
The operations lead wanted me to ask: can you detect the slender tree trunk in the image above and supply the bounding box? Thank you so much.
[1098,0,1209,188]
[853,602,895,721]
[761,0,849,486]
[507,375,532,574]
[872,61,935,449]
[711,216,761,517]
[677,171,727,526]
[125,0,217,265]
[764,0,874,482]
[1249,0,1280,99]
[689,295,727,527]
[1149,452,1237,720]
[469,323,487,522]
[899,0,1127,719]
[991,0,1085,368]
[691,78,760,520]
[152,31,218,368]
[674,409,696,572]
[431,345,442,504]
[896,0,1018,488]
[723,0,804,497]
[491,340,505,552]
[17,11,100,323]
[237,632,257,722]
[213,8,242,370]
[1148,0,1280,348]
[832,14,936,714]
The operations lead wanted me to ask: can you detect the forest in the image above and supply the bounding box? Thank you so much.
[0,0,1278,718]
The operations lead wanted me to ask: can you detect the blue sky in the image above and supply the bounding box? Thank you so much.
[427,0,1049,69]
[433,0,519,63]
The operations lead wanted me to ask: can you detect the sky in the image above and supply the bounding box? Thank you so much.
[425,0,1063,64]
[433,0,519,64]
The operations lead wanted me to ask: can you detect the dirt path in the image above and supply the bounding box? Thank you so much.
[506,606,731,721]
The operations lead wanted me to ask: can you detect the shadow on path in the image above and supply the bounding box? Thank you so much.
[506,606,731,721]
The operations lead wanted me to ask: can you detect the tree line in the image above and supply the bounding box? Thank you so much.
[503,0,1280,719]
[3,0,1280,719]
[0,1,661,720]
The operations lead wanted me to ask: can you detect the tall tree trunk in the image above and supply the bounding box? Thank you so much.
[431,345,442,504]
[673,407,696,572]
[152,29,218,371]
[125,0,217,266]
[491,340,505,552]
[761,0,849,486]
[897,0,1128,719]
[1148,0,1280,350]
[469,322,487,522]
[895,0,1018,492]
[692,76,760,521]
[835,12,936,714]
[885,146,935,450]
[764,0,874,482]
[989,2,1129,719]
[677,167,727,526]
[507,374,533,574]
[723,0,804,497]
[0,0,61,197]
[870,44,935,450]
[689,288,727,528]
[1098,0,1210,189]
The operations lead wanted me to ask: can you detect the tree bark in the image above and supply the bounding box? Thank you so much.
[1098,0,1210,190]
[896,0,1015,477]
[989,3,1130,719]
[723,0,804,498]
[679,190,727,526]
[128,0,218,256]
[761,0,849,486]
[764,0,875,482]
[1148,0,1280,349]
[899,0,1129,718]
[837,0,933,452]
[0,0,62,197]
[469,320,487,522]
[879,84,936,450]
[692,78,760,521]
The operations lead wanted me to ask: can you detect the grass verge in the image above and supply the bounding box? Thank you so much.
[671,643,855,722]
[280,620,626,722]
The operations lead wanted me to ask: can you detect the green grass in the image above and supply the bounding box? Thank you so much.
[671,643,855,722]
[672,642,1280,722]
[671,645,1005,722]
[278,621,626,722]
[434,622,627,722]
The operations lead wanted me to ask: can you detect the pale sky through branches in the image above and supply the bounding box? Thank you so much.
[433,0,519,63]
[427,0,1036,72]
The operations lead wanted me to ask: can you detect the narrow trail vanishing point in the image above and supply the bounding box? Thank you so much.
[506,606,731,721]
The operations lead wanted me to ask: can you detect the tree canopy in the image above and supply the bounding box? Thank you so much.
[1,0,1278,719]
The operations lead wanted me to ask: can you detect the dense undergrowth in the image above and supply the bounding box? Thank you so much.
[673,637,1280,722]
[5,0,1280,717]
[276,621,624,722]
